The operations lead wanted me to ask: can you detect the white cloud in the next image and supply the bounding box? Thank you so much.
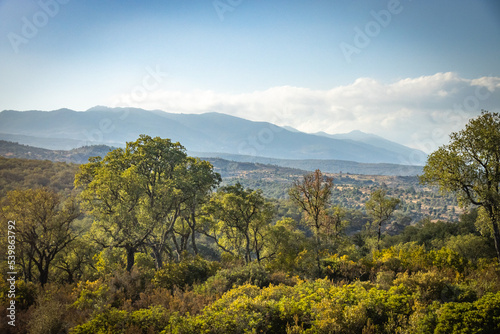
[107,72,500,153]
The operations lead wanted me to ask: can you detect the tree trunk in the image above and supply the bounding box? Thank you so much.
[254,232,261,263]
[485,206,500,266]
[38,260,50,286]
[66,268,74,284]
[190,213,198,255]
[245,233,252,264]
[151,246,163,270]
[377,221,382,251]
[171,234,181,261]
[125,247,135,272]
[315,234,322,277]
[491,217,500,266]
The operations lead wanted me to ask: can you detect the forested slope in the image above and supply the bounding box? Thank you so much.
[0,114,499,333]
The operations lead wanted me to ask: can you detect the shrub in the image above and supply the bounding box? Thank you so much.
[70,306,170,334]
[434,292,500,334]
[197,262,271,296]
[27,298,66,334]
[153,255,220,290]
[393,270,454,303]
[167,284,287,334]
[322,254,368,283]
[72,279,110,312]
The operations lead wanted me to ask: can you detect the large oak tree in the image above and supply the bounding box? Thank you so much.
[420,111,500,264]
[76,135,187,271]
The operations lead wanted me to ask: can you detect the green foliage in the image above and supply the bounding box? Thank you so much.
[72,279,111,312]
[153,255,220,290]
[92,248,127,279]
[373,242,429,273]
[75,135,221,272]
[264,217,319,276]
[70,306,171,334]
[198,262,272,297]
[167,284,286,334]
[5,132,500,333]
[1,188,80,285]
[201,183,274,263]
[421,110,500,264]
[445,233,496,263]
[365,188,400,249]
[434,292,500,334]
[386,218,459,249]
[0,275,37,310]
[167,279,417,334]
[322,253,368,282]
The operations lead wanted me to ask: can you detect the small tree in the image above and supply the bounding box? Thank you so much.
[289,169,334,275]
[365,189,400,250]
[201,183,274,263]
[175,158,221,256]
[420,111,500,264]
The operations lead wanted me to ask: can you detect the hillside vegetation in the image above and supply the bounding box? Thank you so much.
[0,112,499,334]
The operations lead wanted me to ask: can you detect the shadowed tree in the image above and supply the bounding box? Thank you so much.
[1,188,80,286]
[420,110,500,264]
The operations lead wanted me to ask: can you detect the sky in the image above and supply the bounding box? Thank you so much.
[1,0,500,153]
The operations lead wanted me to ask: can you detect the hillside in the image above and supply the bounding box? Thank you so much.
[0,107,427,165]
[0,141,457,223]
[0,156,79,197]
[0,140,113,164]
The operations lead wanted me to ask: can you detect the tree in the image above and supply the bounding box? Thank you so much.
[174,158,221,256]
[289,169,335,274]
[365,188,400,250]
[201,183,274,263]
[420,111,500,264]
[75,135,188,272]
[1,188,80,285]
[265,217,314,274]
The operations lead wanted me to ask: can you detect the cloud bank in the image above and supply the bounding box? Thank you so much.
[108,72,500,153]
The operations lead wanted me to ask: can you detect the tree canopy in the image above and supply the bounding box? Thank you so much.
[75,135,220,271]
[365,188,400,249]
[421,110,500,264]
[1,188,80,285]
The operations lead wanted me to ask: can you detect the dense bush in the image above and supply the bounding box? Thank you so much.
[70,306,170,334]
[196,262,271,296]
[434,292,500,334]
[153,255,220,290]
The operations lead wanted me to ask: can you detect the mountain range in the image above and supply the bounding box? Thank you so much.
[0,106,426,168]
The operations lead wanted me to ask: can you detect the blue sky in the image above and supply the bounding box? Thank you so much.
[1,0,499,152]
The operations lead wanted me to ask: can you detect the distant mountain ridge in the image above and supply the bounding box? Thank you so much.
[0,107,426,165]
[0,140,422,176]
